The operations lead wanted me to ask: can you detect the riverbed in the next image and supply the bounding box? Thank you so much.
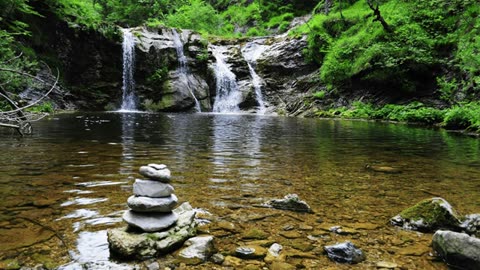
[0,112,479,269]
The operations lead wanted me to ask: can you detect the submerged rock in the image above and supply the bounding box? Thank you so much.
[177,235,215,265]
[235,245,267,259]
[123,210,178,232]
[324,242,366,264]
[432,230,480,270]
[264,194,313,213]
[108,202,197,259]
[365,164,402,174]
[127,194,178,213]
[390,197,461,232]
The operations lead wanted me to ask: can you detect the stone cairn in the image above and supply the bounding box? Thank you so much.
[122,163,179,232]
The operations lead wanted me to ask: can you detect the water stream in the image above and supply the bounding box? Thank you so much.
[119,29,137,111]
[172,29,201,112]
[1,113,479,269]
[242,41,267,113]
[211,45,242,113]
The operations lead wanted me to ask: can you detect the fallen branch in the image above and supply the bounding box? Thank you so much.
[367,0,392,32]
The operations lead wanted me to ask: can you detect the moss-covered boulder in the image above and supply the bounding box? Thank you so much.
[390,197,461,232]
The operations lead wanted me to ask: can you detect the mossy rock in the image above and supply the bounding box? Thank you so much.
[390,197,461,232]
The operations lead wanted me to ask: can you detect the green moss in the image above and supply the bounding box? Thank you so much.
[242,228,268,240]
[0,259,21,270]
[399,198,460,228]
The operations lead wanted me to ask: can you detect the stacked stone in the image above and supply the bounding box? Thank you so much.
[122,164,179,232]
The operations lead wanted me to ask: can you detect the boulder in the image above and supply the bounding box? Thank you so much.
[177,235,215,265]
[127,194,178,213]
[460,214,480,237]
[108,202,197,259]
[264,194,313,213]
[122,210,178,232]
[432,230,480,270]
[139,165,171,182]
[133,179,174,198]
[390,197,461,232]
[324,242,366,264]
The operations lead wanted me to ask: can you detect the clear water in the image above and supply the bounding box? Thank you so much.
[0,112,479,269]
[120,29,137,111]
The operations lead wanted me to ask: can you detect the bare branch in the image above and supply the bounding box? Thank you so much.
[367,0,392,32]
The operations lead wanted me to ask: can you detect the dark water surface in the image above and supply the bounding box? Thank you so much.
[0,112,479,269]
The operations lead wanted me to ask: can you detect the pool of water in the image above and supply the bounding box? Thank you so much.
[0,112,479,269]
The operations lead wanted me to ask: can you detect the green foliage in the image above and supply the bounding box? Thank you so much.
[443,102,480,132]
[26,102,55,113]
[312,90,326,100]
[147,67,169,86]
[165,0,220,35]
[436,76,458,102]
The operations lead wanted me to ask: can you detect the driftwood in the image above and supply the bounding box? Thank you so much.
[0,64,59,136]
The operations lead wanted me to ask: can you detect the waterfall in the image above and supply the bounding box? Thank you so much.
[242,42,267,113]
[172,29,201,112]
[120,29,137,111]
[211,45,242,113]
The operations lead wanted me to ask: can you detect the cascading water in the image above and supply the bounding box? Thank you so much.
[242,42,267,113]
[211,45,242,113]
[172,29,201,112]
[119,29,137,111]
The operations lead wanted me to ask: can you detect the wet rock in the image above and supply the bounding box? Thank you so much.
[329,226,358,235]
[235,245,267,259]
[177,235,215,265]
[264,243,283,263]
[397,244,429,256]
[242,228,269,240]
[146,261,160,270]
[460,214,480,236]
[123,210,178,232]
[291,240,314,252]
[127,195,178,213]
[139,165,171,182]
[133,179,174,198]
[264,194,313,213]
[324,242,366,264]
[390,197,461,232]
[432,230,480,270]
[210,253,225,265]
[279,231,302,239]
[222,256,243,267]
[108,202,197,259]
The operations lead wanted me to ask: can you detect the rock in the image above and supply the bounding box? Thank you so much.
[279,231,302,239]
[210,253,225,265]
[148,163,167,170]
[108,202,197,259]
[242,228,269,240]
[177,236,215,265]
[265,243,283,263]
[264,194,313,213]
[365,164,402,174]
[133,179,174,198]
[390,197,461,232]
[397,244,429,256]
[139,165,171,182]
[460,214,480,236]
[235,245,267,259]
[222,256,243,267]
[122,210,178,232]
[146,261,160,270]
[324,242,366,264]
[375,261,398,269]
[432,230,480,270]
[127,195,178,213]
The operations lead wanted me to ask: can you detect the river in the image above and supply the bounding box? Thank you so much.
[0,112,479,269]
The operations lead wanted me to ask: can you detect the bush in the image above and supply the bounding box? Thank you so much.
[443,103,480,131]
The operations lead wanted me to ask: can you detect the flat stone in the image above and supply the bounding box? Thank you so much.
[270,261,296,270]
[122,210,178,232]
[324,241,366,264]
[127,195,178,213]
[279,231,302,239]
[133,179,174,198]
[139,165,171,182]
[177,235,215,265]
[264,194,313,213]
